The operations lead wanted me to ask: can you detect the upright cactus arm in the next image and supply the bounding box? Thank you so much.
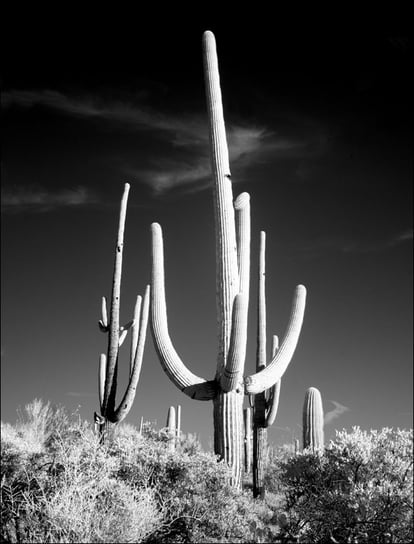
[98,353,106,412]
[129,295,142,378]
[234,192,251,296]
[220,292,248,392]
[151,222,217,400]
[102,183,130,415]
[99,297,109,332]
[256,231,267,371]
[245,284,307,395]
[113,284,150,422]
[219,192,251,392]
[265,335,281,427]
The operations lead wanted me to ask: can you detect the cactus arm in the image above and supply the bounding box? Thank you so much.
[220,292,248,392]
[129,295,142,378]
[256,231,267,371]
[118,319,134,347]
[99,297,108,332]
[98,353,106,413]
[234,192,251,296]
[203,30,239,377]
[245,284,307,395]
[113,285,150,422]
[151,222,216,400]
[102,183,130,414]
[265,335,281,427]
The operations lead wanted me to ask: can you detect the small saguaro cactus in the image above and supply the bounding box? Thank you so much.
[166,405,176,451]
[302,386,324,451]
[244,407,252,474]
[150,31,307,488]
[94,183,150,438]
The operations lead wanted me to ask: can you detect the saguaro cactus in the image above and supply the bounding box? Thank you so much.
[166,405,176,451]
[302,387,324,451]
[252,230,283,498]
[244,407,252,474]
[94,183,150,438]
[150,31,307,488]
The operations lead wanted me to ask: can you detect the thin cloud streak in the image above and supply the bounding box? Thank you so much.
[324,400,350,425]
[1,186,98,212]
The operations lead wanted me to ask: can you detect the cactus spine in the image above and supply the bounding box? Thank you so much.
[253,233,282,497]
[150,31,307,488]
[95,183,150,438]
[302,387,324,451]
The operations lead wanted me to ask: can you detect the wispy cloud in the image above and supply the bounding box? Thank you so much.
[3,89,327,195]
[324,400,350,425]
[1,186,98,212]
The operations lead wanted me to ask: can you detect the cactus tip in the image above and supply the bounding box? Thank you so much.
[234,192,250,210]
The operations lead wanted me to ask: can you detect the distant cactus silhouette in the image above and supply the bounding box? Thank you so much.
[94,183,150,438]
[302,387,324,451]
[151,31,307,488]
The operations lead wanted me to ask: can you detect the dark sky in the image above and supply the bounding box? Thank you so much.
[1,13,412,448]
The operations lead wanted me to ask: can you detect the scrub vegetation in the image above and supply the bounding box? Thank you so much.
[1,399,412,543]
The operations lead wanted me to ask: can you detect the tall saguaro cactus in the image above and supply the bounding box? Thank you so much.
[150,31,307,488]
[302,387,324,451]
[94,183,150,437]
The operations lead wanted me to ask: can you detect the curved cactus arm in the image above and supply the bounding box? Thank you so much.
[151,222,216,400]
[203,30,239,377]
[220,292,248,392]
[129,295,142,378]
[245,284,307,394]
[98,353,106,413]
[265,335,281,427]
[102,183,130,414]
[113,285,150,422]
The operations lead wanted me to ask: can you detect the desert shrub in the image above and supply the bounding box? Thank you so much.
[273,427,413,543]
[1,418,163,543]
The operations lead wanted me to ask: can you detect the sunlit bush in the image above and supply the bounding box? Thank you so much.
[274,427,413,543]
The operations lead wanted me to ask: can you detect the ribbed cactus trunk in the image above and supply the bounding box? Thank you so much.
[302,387,324,451]
[204,31,245,488]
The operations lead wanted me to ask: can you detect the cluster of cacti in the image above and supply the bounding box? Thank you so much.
[150,31,307,488]
[94,183,150,438]
[302,386,324,451]
[166,404,181,451]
